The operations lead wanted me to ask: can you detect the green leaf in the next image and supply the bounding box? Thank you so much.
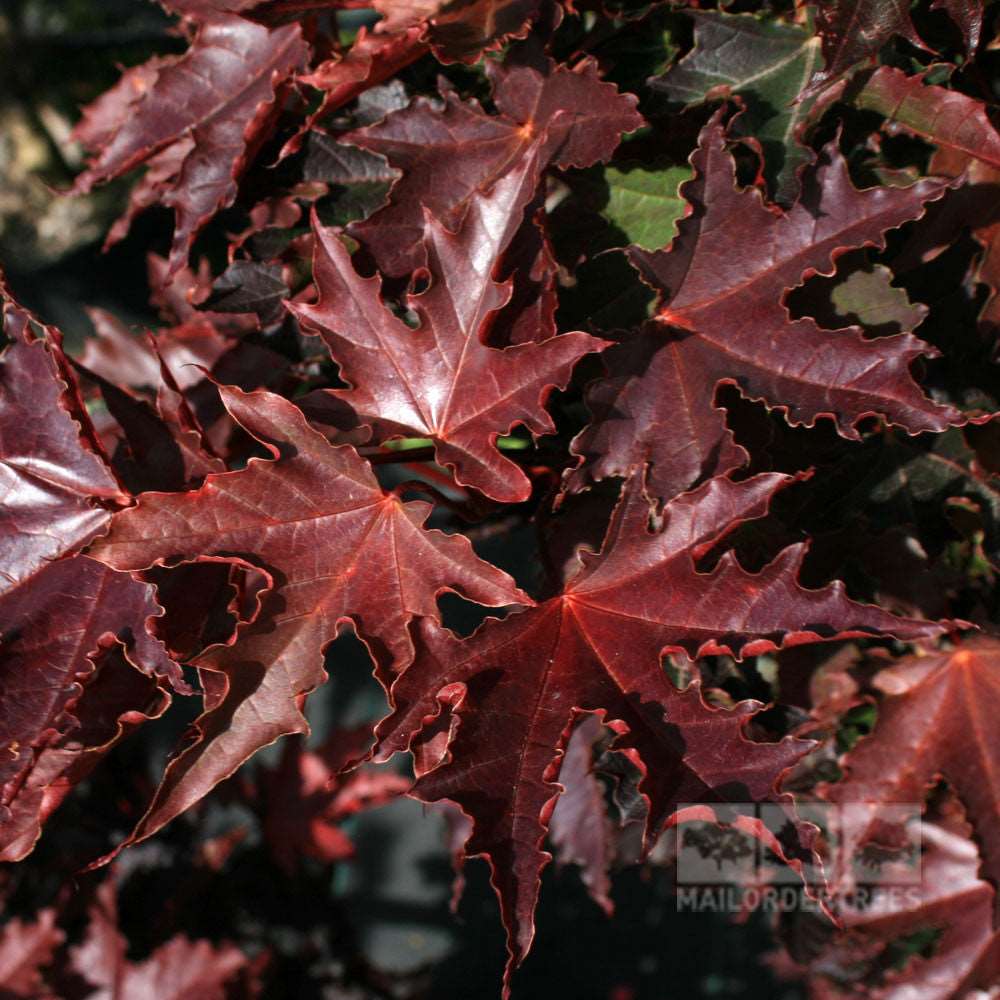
[600,163,690,250]
[651,11,821,204]
[829,263,928,335]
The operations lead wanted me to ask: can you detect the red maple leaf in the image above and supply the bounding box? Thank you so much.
[850,66,1000,335]
[0,555,182,860]
[291,149,607,501]
[343,50,643,276]
[820,637,1000,903]
[805,1,984,97]
[88,384,530,847]
[776,797,1000,999]
[71,16,309,277]
[803,0,932,97]
[1,289,190,859]
[373,468,948,992]
[285,22,427,159]
[1,300,124,595]
[547,713,615,915]
[931,0,985,54]
[367,0,543,63]
[1,334,120,592]
[569,116,960,502]
[79,308,230,393]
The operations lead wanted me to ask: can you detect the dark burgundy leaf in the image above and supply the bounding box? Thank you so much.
[548,714,614,915]
[79,309,230,393]
[72,16,308,276]
[9,9,1000,999]
[345,52,643,276]
[853,66,1000,171]
[1,328,122,596]
[302,135,400,186]
[820,637,1000,900]
[375,469,947,989]
[779,799,1000,999]
[931,0,984,55]
[369,0,543,63]
[284,23,427,158]
[291,150,607,502]
[804,0,931,98]
[849,67,1000,336]
[0,555,183,860]
[568,117,960,502]
[76,355,224,495]
[87,384,530,846]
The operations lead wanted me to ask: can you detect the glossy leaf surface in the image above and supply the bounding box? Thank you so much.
[89,384,529,843]
[569,118,959,502]
[376,470,946,989]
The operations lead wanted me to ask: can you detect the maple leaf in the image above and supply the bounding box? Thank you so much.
[650,11,822,203]
[12,3,1000,994]
[419,0,543,62]
[1,328,123,596]
[368,0,543,62]
[71,16,309,277]
[146,252,258,333]
[0,555,182,860]
[76,351,225,495]
[281,0,544,149]
[75,311,291,477]
[0,295,188,861]
[71,880,248,1000]
[225,191,304,260]
[809,1,985,94]
[849,67,1000,336]
[290,150,607,502]
[344,51,643,276]
[87,384,530,846]
[820,637,1000,904]
[374,468,947,991]
[285,23,427,159]
[853,66,1000,171]
[778,800,1000,999]
[303,130,402,188]
[568,116,960,503]
[203,261,289,325]
[803,0,932,98]
[0,909,62,999]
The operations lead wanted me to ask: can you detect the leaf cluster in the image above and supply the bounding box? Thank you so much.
[4,1,1000,997]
